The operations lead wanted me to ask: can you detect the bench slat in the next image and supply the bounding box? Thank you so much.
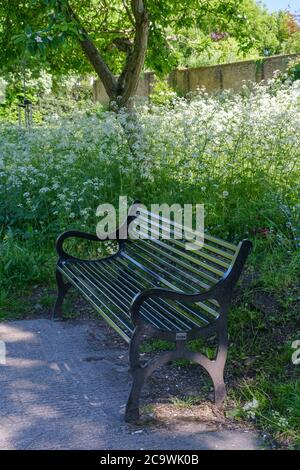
[121,251,220,320]
[102,260,199,329]
[83,261,186,331]
[134,228,226,278]
[57,263,133,342]
[126,240,220,284]
[61,258,214,332]
[137,213,232,267]
[126,242,203,292]
[137,207,237,253]
[123,241,221,311]
[71,262,181,332]
[114,256,215,324]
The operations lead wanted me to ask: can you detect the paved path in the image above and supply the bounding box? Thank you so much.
[0,319,263,450]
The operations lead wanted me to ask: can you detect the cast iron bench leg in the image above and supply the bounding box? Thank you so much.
[125,326,147,422]
[125,322,228,422]
[52,269,71,320]
[213,319,228,406]
[188,313,228,407]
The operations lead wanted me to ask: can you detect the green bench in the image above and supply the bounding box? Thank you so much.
[53,202,252,421]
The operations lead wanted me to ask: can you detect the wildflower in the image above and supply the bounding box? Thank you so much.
[243,398,259,419]
[222,191,229,198]
[271,411,289,428]
[243,398,259,412]
[39,187,50,194]
[35,36,43,43]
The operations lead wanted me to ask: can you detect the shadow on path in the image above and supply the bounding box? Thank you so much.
[0,319,263,450]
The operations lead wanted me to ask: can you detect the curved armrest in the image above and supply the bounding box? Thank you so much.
[56,200,142,261]
[130,285,218,326]
[56,230,123,260]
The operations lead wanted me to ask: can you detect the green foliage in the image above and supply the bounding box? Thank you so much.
[272,56,300,86]
[1,0,296,82]
[0,236,55,294]
[172,32,260,69]
[0,73,95,123]
[149,79,177,105]
[171,4,300,68]
[0,80,299,244]
[140,339,174,353]
[0,290,30,320]
[286,56,300,82]
[283,31,300,55]
[233,369,300,446]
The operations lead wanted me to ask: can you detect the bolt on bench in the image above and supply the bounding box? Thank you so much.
[53,202,252,422]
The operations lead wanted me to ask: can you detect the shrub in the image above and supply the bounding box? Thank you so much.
[0,79,299,251]
[286,56,300,82]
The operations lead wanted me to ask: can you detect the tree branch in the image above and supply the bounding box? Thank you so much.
[118,0,149,107]
[122,0,135,27]
[65,1,117,98]
[87,29,134,34]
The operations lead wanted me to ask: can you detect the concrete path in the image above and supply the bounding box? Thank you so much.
[0,319,263,450]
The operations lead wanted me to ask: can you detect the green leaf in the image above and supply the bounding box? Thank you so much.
[225,408,242,418]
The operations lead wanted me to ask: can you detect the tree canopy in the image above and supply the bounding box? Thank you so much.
[0,1,299,107]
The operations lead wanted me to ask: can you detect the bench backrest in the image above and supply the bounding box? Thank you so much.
[123,205,242,301]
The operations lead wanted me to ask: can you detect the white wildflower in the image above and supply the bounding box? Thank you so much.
[39,187,50,194]
[243,398,259,412]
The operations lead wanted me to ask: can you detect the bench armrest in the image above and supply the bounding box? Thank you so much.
[130,285,218,326]
[130,239,252,326]
[56,230,121,260]
[56,201,141,261]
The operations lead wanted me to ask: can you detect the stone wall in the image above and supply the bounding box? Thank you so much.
[92,53,298,104]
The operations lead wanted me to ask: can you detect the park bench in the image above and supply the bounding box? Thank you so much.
[53,202,252,422]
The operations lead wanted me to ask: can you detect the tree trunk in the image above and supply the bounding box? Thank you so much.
[67,0,149,110]
[66,0,149,164]
[116,0,149,109]
[79,37,118,101]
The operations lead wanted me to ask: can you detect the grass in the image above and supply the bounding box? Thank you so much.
[0,290,29,320]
